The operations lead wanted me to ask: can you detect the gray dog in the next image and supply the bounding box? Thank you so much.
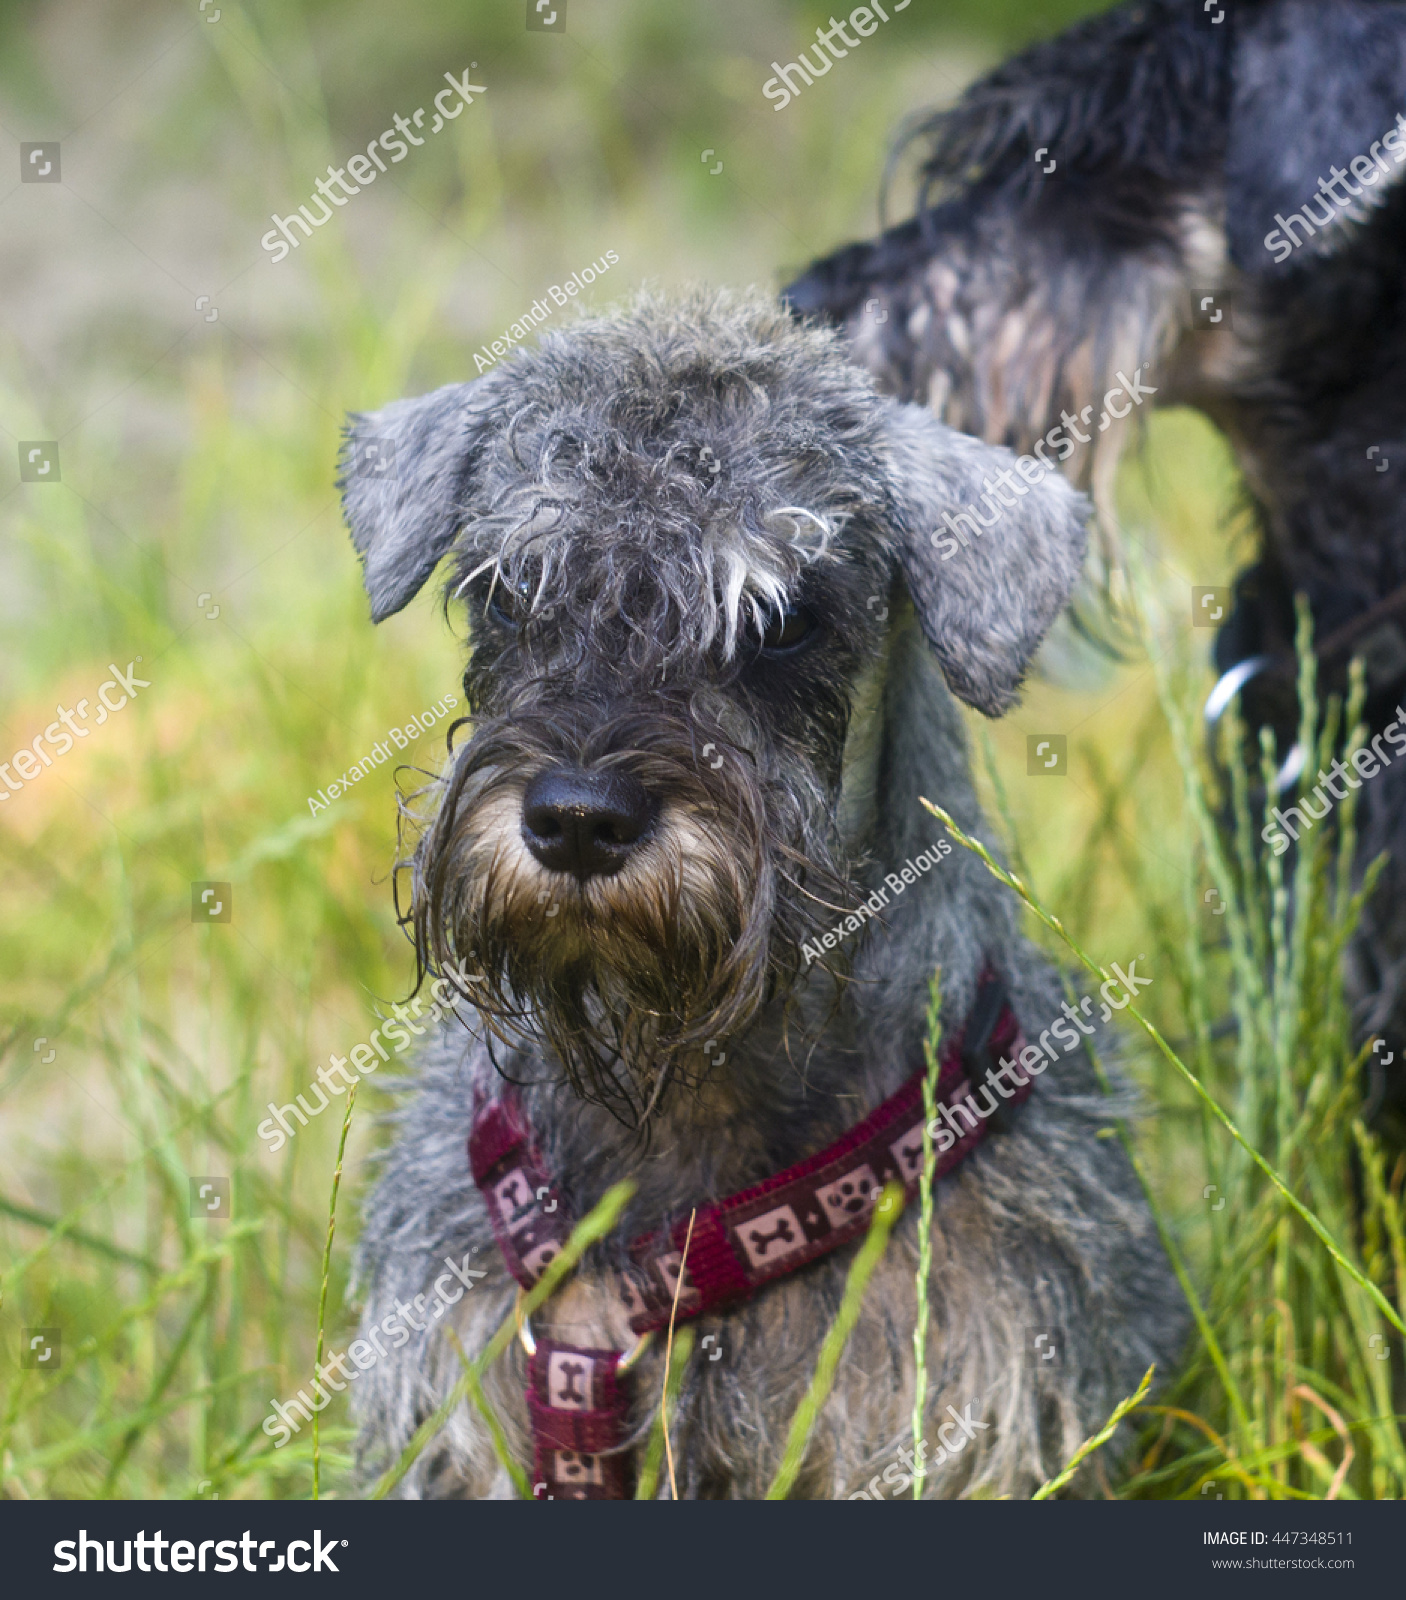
[337,288,1181,1500]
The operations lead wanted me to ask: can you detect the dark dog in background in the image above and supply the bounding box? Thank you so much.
[339,290,1180,1498]
[785,0,1406,1139]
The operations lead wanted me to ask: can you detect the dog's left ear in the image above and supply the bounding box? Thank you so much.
[881,400,1089,717]
[1227,0,1406,272]
[339,377,506,623]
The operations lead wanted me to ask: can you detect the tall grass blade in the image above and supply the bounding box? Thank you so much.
[765,1180,904,1500]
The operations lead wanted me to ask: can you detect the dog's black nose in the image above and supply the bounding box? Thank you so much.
[520,768,654,879]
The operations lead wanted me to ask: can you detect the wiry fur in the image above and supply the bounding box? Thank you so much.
[339,289,1183,1498]
[785,0,1406,1139]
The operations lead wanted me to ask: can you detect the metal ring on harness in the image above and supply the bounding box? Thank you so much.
[1203,653,1305,794]
[514,1286,655,1371]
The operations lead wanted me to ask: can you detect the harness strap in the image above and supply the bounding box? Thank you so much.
[468,966,1031,1498]
[528,1340,634,1500]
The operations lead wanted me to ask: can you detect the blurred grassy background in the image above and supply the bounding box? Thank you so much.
[0,0,1277,1500]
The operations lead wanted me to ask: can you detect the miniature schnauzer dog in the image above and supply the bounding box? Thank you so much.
[785,0,1406,1140]
[340,290,1181,1499]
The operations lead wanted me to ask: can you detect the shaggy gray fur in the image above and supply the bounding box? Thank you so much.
[338,288,1183,1499]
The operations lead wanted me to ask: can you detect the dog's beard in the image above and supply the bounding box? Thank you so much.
[402,707,849,1125]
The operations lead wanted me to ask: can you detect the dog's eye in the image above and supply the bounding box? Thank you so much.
[754,604,816,655]
[486,574,543,629]
[487,590,521,628]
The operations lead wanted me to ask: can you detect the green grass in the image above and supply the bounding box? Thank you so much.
[944,585,1406,1500]
[1,0,1400,1502]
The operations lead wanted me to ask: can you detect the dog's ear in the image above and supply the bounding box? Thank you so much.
[1228,0,1406,272]
[881,400,1089,717]
[339,377,505,623]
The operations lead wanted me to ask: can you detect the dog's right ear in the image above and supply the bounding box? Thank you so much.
[338,378,504,623]
[881,400,1089,717]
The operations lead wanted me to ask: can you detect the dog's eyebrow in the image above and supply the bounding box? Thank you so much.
[454,555,509,616]
[763,505,833,542]
[456,553,560,623]
[453,556,499,598]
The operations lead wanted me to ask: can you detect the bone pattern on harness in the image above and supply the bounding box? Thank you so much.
[467,970,1029,1499]
[527,1340,633,1499]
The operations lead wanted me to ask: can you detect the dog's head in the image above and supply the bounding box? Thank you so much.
[340,290,1087,1121]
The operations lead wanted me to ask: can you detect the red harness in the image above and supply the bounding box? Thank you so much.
[467,971,1029,1499]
